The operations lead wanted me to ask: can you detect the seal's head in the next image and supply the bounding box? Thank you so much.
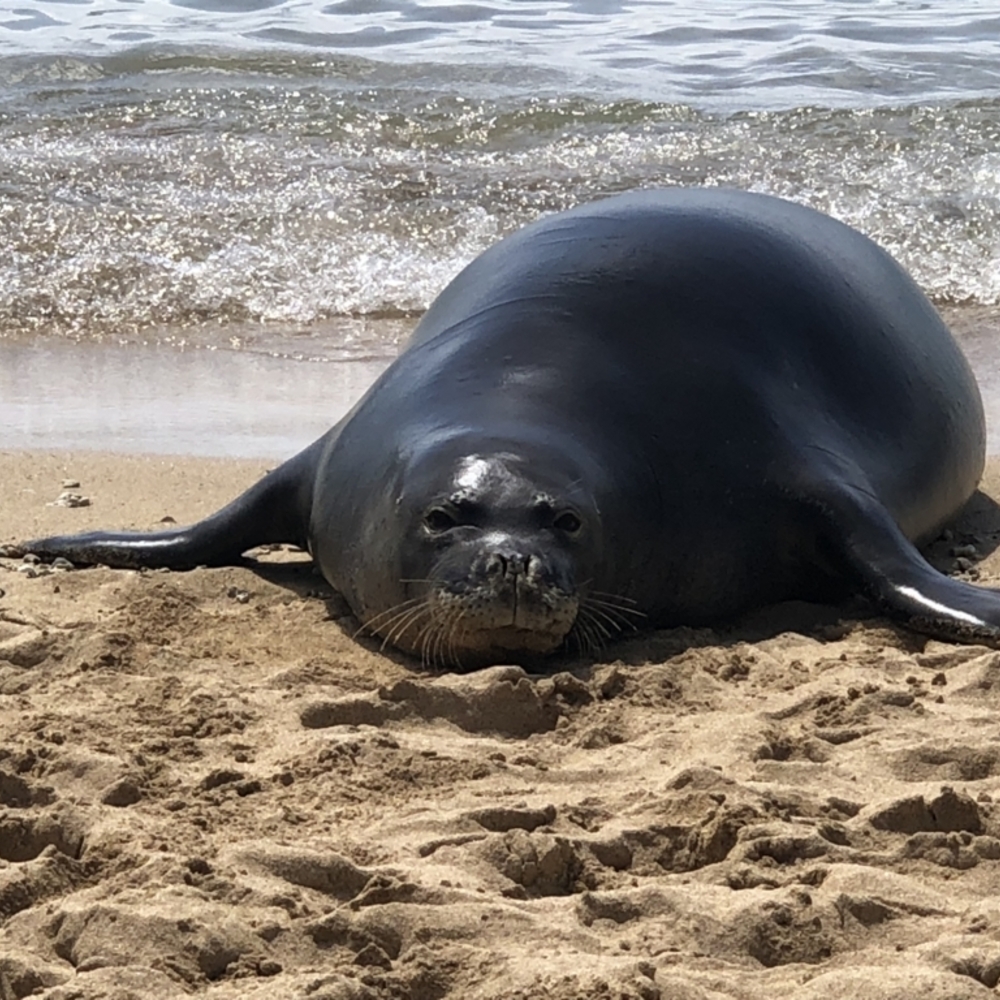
[365,449,613,667]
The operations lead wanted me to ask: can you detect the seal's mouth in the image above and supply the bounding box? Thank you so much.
[360,581,578,668]
[362,583,644,667]
[428,582,579,660]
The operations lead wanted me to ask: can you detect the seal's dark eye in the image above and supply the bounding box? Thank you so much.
[553,511,582,534]
[424,508,457,533]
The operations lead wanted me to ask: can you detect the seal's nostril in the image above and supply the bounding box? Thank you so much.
[485,551,532,577]
[504,553,529,577]
[486,553,507,576]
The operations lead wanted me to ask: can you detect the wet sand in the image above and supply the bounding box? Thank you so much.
[3,305,1000,460]
[0,339,391,459]
[4,450,1000,998]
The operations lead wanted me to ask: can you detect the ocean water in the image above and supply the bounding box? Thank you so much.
[3,1,1000,455]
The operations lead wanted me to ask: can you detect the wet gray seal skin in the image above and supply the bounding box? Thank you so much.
[18,188,1000,665]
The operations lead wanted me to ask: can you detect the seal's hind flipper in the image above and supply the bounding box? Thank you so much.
[807,479,1000,644]
[17,440,321,571]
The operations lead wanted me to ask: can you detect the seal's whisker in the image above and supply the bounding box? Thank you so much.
[427,615,445,670]
[589,612,636,637]
[421,626,435,669]
[586,594,646,616]
[590,608,639,632]
[413,615,434,656]
[566,625,582,657]
[438,607,463,671]
[356,597,424,637]
[585,601,645,620]
[436,618,454,671]
[581,601,639,635]
[376,603,428,641]
[572,632,594,659]
[415,616,443,669]
[566,617,587,657]
[578,620,605,658]
[382,604,433,650]
[571,608,608,657]
[578,606,613,639]
[445,609,466,672]
[574,582,611,648]
[583,595,645,627]
[367,601,429,646]
[432,622,449,671]
[588,590,639,604]
[360,596,424,625]
[572,618,599,658]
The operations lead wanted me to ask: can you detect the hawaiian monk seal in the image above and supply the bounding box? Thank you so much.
[16,188,1000,665]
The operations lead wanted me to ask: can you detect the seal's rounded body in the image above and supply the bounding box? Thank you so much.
[20,189,997,663]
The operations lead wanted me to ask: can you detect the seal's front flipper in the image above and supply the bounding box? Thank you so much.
[16,440,322,571]
[807,480,1000,645]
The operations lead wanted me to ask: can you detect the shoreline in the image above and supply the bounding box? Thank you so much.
[2,303,999,460]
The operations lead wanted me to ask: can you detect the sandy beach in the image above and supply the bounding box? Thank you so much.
[5,449,1000,999]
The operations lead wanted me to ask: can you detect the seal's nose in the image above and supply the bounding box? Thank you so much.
[485,551,532,578]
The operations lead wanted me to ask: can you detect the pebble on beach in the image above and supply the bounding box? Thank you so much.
[48,492,91,508]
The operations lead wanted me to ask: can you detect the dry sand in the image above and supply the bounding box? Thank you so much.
[5,450,1000,998]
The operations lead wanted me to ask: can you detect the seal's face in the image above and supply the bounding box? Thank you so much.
[369,451,600,667]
